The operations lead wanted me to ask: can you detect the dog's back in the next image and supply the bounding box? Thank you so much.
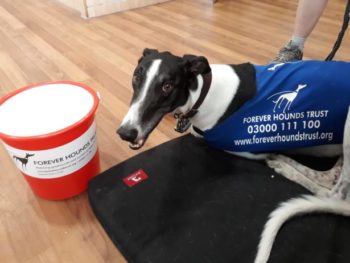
[203,60,350,154]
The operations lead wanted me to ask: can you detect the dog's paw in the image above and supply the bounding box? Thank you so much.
[266,158,290,175]
[266,156,302,180]
[266,154,288,169]
[266,158,281,170]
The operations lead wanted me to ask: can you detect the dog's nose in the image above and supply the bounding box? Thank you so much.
[116,126,138,142]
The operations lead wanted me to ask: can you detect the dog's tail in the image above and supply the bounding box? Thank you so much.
[254,195,350,263]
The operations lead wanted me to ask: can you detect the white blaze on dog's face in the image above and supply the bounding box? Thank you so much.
[121,58,162,133]
[117,48,210,150]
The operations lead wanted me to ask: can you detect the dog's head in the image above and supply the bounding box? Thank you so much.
[117,48,210,149]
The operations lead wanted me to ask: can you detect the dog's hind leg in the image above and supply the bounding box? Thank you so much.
[331,107,350,200]
[267,155,329,196]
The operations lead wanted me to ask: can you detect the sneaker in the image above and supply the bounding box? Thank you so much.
[271,41,303,63]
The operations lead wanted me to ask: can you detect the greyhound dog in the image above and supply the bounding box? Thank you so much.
[117,49,350,262]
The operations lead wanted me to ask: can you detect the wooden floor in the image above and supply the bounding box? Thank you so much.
[0,0,349,262]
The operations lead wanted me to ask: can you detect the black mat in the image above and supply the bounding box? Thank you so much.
[88,135,350,263]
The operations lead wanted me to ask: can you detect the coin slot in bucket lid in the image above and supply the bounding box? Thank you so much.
[0,82,96,137]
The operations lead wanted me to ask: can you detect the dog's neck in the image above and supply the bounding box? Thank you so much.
[177,63,256,131]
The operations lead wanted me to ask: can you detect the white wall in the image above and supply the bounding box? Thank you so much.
[56,0,171,18]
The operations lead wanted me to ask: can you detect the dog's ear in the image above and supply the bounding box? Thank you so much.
[182,55,210,76]
[143,48,159,57]
[138,48,159,64]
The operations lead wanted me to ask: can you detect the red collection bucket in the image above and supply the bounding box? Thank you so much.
[0,81,100,200]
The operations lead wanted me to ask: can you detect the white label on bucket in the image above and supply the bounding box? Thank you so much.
[2,122,98,179]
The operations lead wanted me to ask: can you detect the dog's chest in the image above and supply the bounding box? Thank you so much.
[202,60,350,153]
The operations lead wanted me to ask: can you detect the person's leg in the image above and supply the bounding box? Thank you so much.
[292,0,329,48]
[272,0,328,63]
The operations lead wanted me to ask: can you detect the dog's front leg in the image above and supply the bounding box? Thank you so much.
[267,154,330,196]
[225,151,268,160]
[268,154,342,189]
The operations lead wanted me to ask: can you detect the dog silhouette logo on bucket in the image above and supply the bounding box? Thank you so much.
[0,81,100,200]
[13,153,35,169]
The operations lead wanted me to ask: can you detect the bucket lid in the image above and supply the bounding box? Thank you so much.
[0,81,99,138]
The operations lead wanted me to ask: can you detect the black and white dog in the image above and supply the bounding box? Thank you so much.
[117,49,350,263]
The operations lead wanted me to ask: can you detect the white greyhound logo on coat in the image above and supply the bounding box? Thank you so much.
[267,84,307,113]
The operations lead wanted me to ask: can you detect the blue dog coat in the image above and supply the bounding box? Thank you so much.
[203,60,350,153]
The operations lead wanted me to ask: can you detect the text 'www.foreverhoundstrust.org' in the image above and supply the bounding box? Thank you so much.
[233,131,334,146]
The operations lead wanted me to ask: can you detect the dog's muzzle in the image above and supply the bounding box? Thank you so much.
[116,126,145,150]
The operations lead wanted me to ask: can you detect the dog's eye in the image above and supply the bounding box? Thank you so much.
[162,83,174,95]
